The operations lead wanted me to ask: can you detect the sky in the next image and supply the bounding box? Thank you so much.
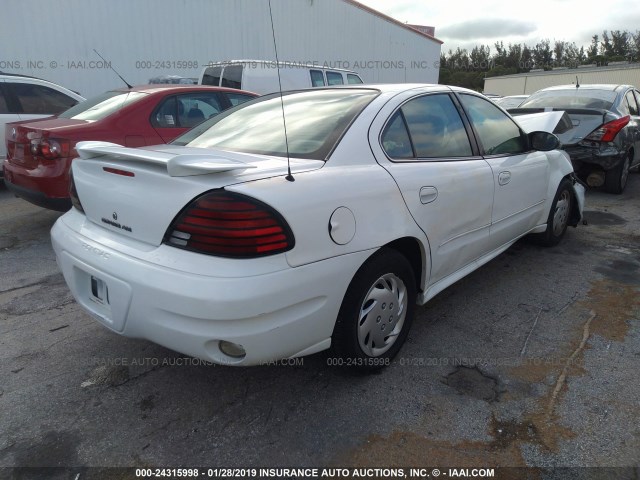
[356,0,640,56]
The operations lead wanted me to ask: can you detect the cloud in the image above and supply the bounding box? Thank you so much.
[439,19,537,40]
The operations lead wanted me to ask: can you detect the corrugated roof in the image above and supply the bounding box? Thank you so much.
[488,63,640,80]
[341,0,443,45]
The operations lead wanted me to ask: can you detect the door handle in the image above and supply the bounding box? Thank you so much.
[419,186,438,204]
[498,171,511,186]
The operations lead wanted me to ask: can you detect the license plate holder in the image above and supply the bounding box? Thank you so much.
[90,275,109,305]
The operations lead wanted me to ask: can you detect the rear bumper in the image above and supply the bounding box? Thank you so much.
[51,212,372,366]
[3,156,71,210]
[564,145,626,171]
[4,176,72,211]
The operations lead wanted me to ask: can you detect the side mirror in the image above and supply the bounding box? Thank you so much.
[529,131,560,151]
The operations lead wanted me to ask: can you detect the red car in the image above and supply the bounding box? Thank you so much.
[3,85,257,210]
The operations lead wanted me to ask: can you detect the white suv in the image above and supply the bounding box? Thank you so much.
[1,73,85,176]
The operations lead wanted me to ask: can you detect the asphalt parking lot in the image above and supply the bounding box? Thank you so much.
[1,176,639,475]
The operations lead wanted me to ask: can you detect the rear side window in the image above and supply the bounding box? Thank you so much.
[326,71,344,86]
[460,94,528,156]
[382,94,472,159]
[202,66,222,86]
[8,83,78,114]
[347,74,363,84]
[221,65,243,89]
[625,90,639,116]
[310,70,325,87]
[226,93,255,106]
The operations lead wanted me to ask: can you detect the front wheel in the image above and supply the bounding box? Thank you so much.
[331,248,416,369]
[533,178,573,247]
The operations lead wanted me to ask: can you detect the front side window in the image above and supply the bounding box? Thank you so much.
[173,89,379,160]
[326,71,344,86]
[221,65,243,89]
[459,94,528,156]
[347,74,363,84]
[9,83,78,114]
[382,94,472,159]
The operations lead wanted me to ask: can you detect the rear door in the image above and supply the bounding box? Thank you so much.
[370,89,494,285]
[457,93,549,247]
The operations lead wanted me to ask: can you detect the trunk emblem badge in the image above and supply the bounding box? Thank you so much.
[112,212,118,221]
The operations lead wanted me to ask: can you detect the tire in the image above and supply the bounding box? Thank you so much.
[604,154,630,194]
[533,179,573,247]
[331,248,416,370]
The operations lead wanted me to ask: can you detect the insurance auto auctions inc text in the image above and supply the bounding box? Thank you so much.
[243,468,495,478]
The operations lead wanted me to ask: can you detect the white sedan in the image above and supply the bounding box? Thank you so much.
[51,84,585,368]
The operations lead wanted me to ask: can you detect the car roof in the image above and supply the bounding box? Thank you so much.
[109,84,259,96]
[294,83,462,94]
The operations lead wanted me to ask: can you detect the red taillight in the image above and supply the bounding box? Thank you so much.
[584,115,630,143]
[69,169,84,213]
[31,138,72,159]
[164,190,295,258]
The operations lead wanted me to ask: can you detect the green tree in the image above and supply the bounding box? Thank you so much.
[601,31,614,57]
[587,35,599,60]
[610,30,629,57]
[533,39,553,69]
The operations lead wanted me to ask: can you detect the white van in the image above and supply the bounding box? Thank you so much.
[199,60,364,94]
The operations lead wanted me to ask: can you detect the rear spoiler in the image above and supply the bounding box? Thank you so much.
[75,141,256,177]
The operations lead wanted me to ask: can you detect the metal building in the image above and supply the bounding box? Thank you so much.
[484,64,640,95]
[1,0,442,98]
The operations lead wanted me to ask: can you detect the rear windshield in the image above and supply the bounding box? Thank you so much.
[519,89,616,110]
[58,91,147,121]
[172,89,379,160]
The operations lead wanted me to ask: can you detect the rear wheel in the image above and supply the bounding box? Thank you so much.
[331,248,416,370]
[534,179,573,247]
[604,155,630,194]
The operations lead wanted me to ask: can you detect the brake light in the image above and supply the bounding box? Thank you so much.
[164,190,295,258]
[30,138,71,159]
[584,115,630,142]
[69,169,84,213]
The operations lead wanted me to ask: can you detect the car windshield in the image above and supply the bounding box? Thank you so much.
[519,89,617,110]
[172,89,379,160]
[58,91,147,121]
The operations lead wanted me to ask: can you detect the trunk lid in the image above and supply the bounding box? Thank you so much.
[6,119,89,168]
[509,107,611,146]
[72,142,324,246]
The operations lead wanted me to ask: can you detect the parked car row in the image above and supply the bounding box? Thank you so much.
[509,84,640,194]
[15,70,640,370]
[490,85,640,194]
[47,84,585,368]
[3,83,257,209]
[1,72,85,177]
